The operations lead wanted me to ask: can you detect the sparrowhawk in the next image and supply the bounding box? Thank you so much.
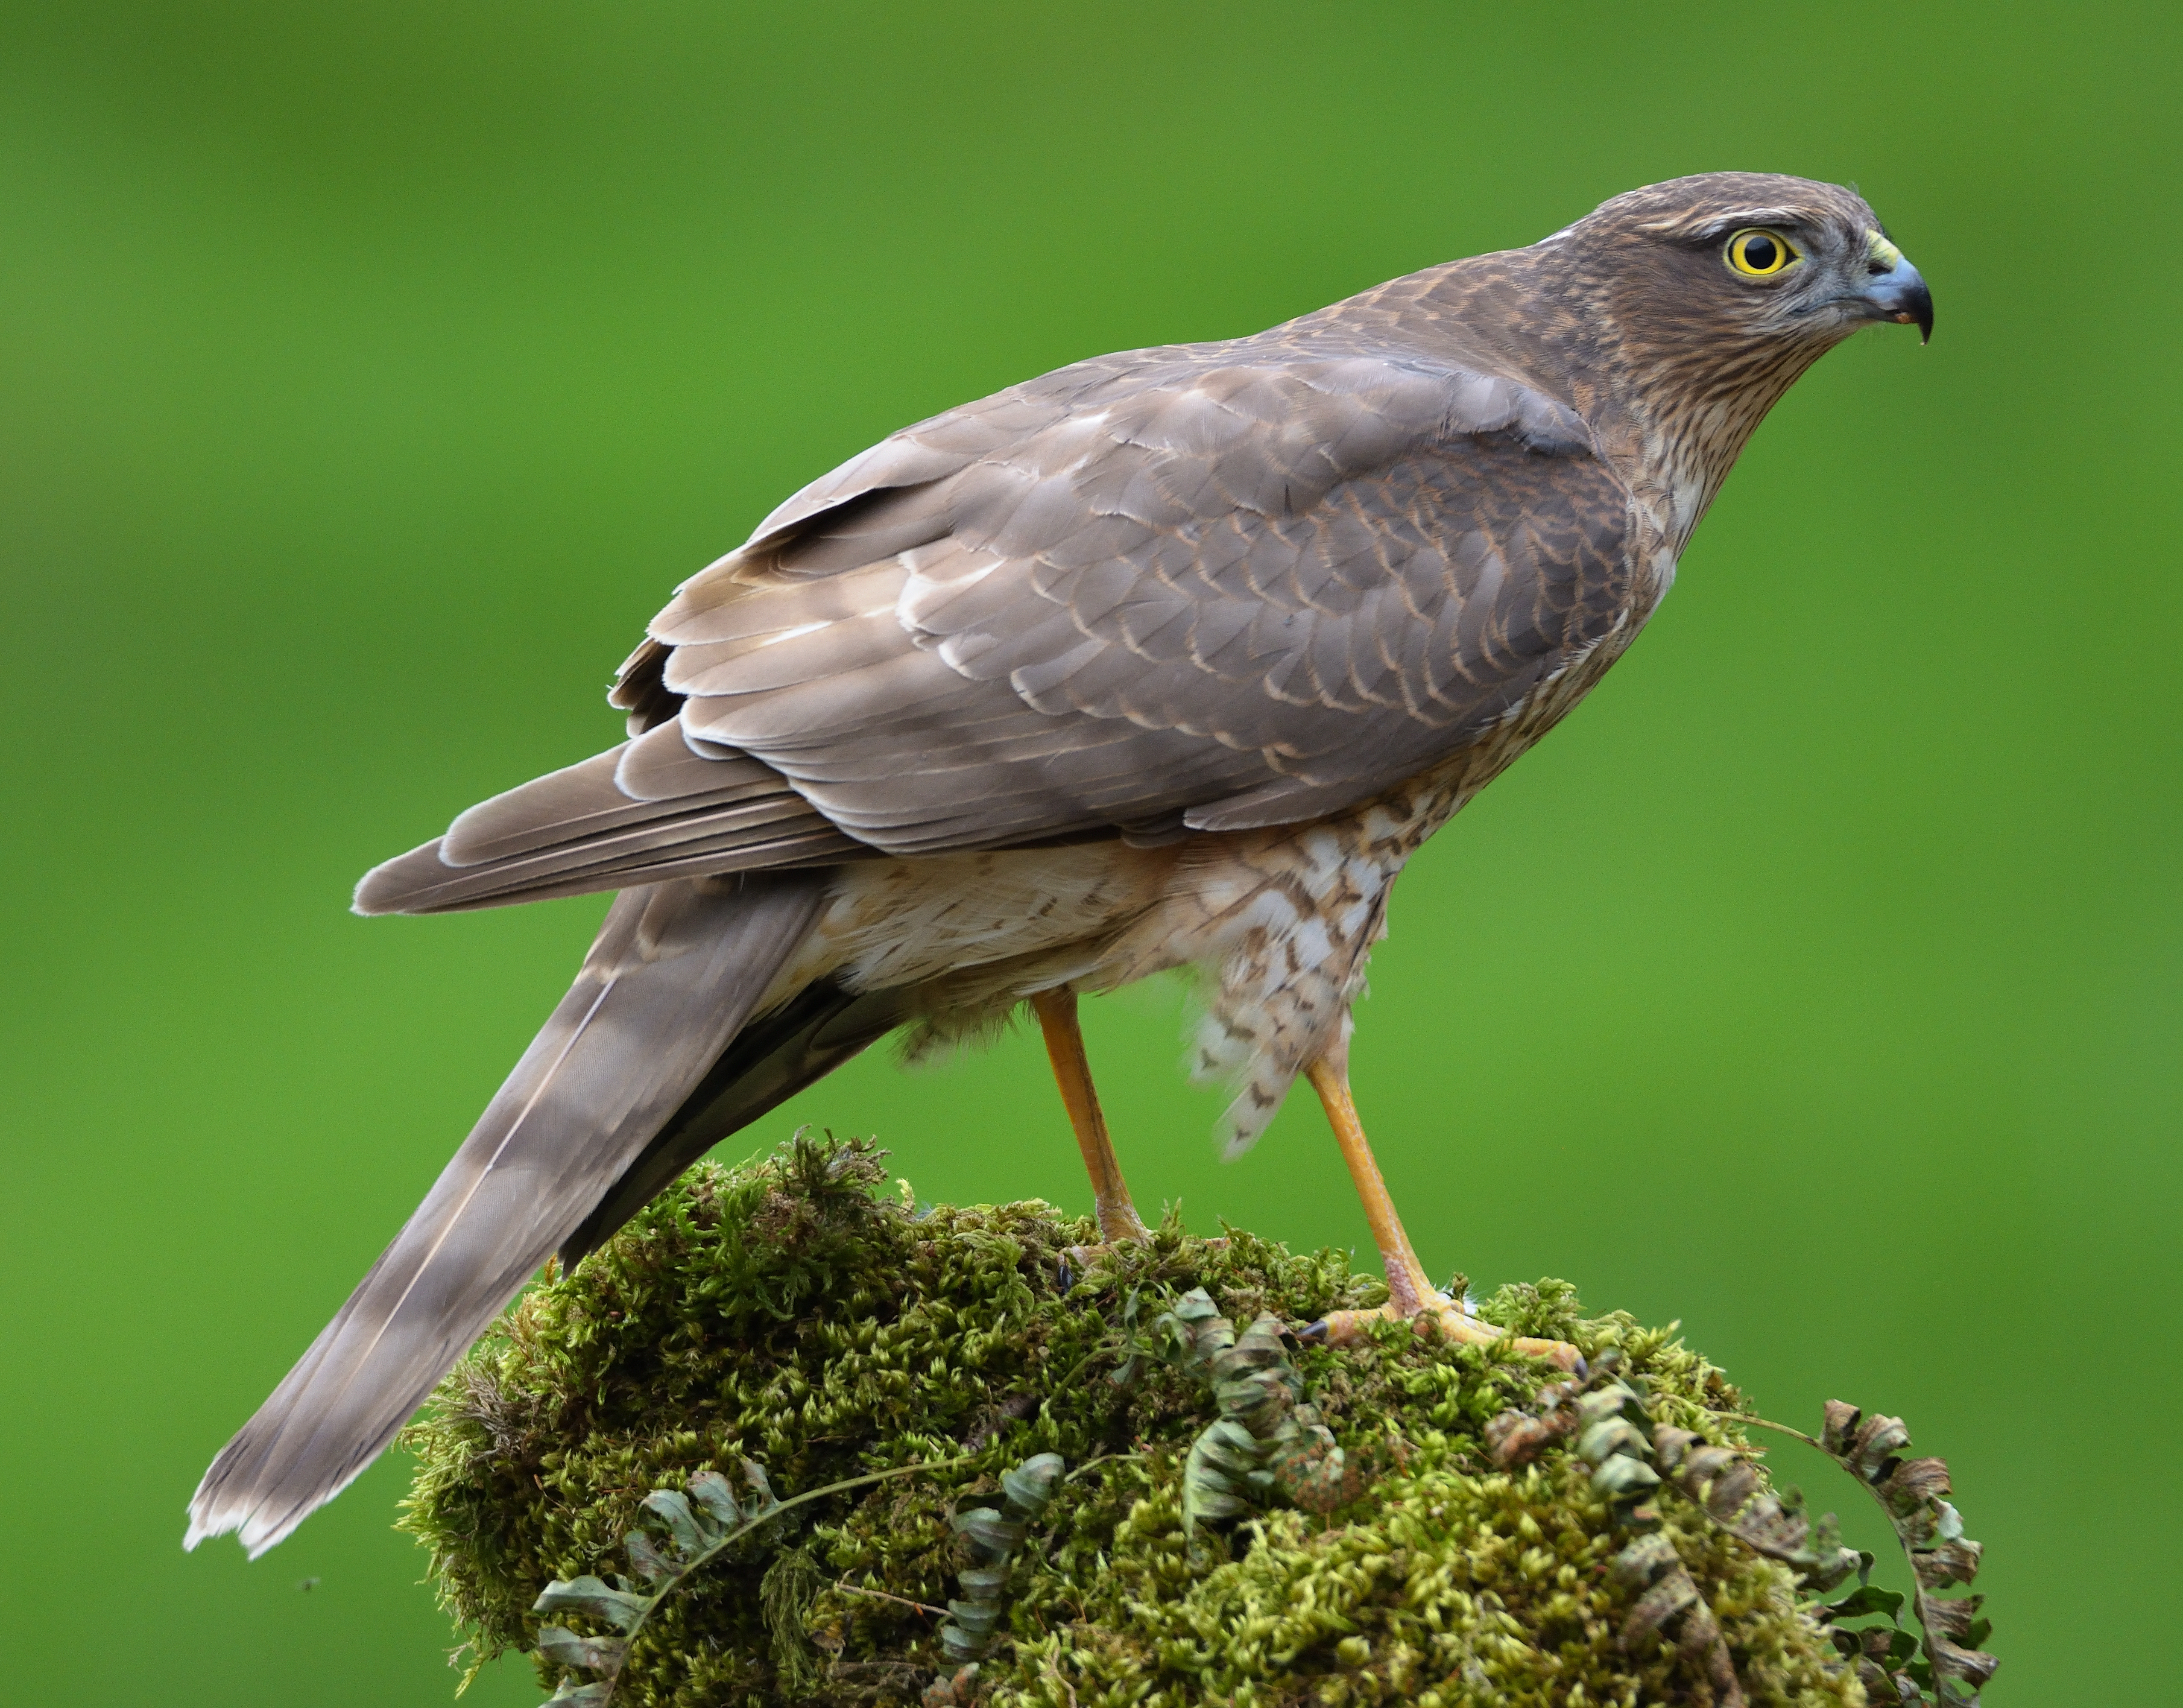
[188,172,1933,1556]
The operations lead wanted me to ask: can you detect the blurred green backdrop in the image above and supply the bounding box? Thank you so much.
[2,1,2174,1700]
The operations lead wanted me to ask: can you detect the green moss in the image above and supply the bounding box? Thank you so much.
[401,1135,1861,1707]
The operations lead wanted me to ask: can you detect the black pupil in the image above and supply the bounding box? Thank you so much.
[1741,234,1779,270]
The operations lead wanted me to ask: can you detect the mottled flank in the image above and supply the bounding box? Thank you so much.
[404,1136,1862,1707]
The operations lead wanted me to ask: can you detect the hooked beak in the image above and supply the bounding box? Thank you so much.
[1862,252,1934,344]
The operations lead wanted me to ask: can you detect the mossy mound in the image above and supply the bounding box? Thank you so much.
[403,1135,1860,1707]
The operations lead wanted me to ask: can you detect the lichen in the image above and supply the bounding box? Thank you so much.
[401,1133,1862,1706]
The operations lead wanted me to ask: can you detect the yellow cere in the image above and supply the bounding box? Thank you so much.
[1725,228,1799,277]
[1866,229,1905,271]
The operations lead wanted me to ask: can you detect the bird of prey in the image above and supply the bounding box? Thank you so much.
[188,173,1932,1556]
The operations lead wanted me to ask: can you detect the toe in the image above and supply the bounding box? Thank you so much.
[1301,1303,1586,1374]
[1507,1334,1586,1374]
[1300,1308,1381,1348]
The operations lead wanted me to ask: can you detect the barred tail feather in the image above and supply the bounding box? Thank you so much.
[185,873,825,1557]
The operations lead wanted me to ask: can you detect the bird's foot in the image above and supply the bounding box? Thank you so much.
[1302,1291,1585,1374]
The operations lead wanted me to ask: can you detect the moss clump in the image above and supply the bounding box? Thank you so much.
[402,1134,1860,1706]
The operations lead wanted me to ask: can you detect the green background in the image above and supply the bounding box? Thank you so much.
[2,2,2172,1700]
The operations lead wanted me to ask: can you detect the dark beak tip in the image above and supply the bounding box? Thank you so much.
[1893,291,1934,345]
[1867,266,1934,345]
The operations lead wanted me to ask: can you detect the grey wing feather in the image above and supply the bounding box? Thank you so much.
[353,722,864,915]
[357,333,1626,913]
[608,336,1630,857]
[185,874,825,1556]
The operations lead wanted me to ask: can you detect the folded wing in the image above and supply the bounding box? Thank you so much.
[363,331,1631,913]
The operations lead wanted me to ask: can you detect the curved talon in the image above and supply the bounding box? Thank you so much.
[1524,1339,1586,1378]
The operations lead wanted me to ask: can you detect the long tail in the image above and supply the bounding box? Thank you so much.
[186,873,826,1557]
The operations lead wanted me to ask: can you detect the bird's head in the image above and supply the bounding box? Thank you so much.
[1522,172,1932,528]
[1558,171,1930,348]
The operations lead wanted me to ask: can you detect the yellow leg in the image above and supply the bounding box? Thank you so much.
[1307,1057,1438,1316]
[1304,1053,1582,1372]
[1031,989,1149,1246]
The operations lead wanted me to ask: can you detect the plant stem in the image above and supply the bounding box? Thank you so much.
[1717,1411,1823,1451]
[832,1577,948,1618]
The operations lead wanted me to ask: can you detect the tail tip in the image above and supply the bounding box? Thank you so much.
[183,1497,298,1560]
[352,838,453,917]
[182,1496,231,1554]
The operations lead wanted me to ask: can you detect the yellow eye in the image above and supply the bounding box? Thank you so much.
[1725,228,1799,277]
